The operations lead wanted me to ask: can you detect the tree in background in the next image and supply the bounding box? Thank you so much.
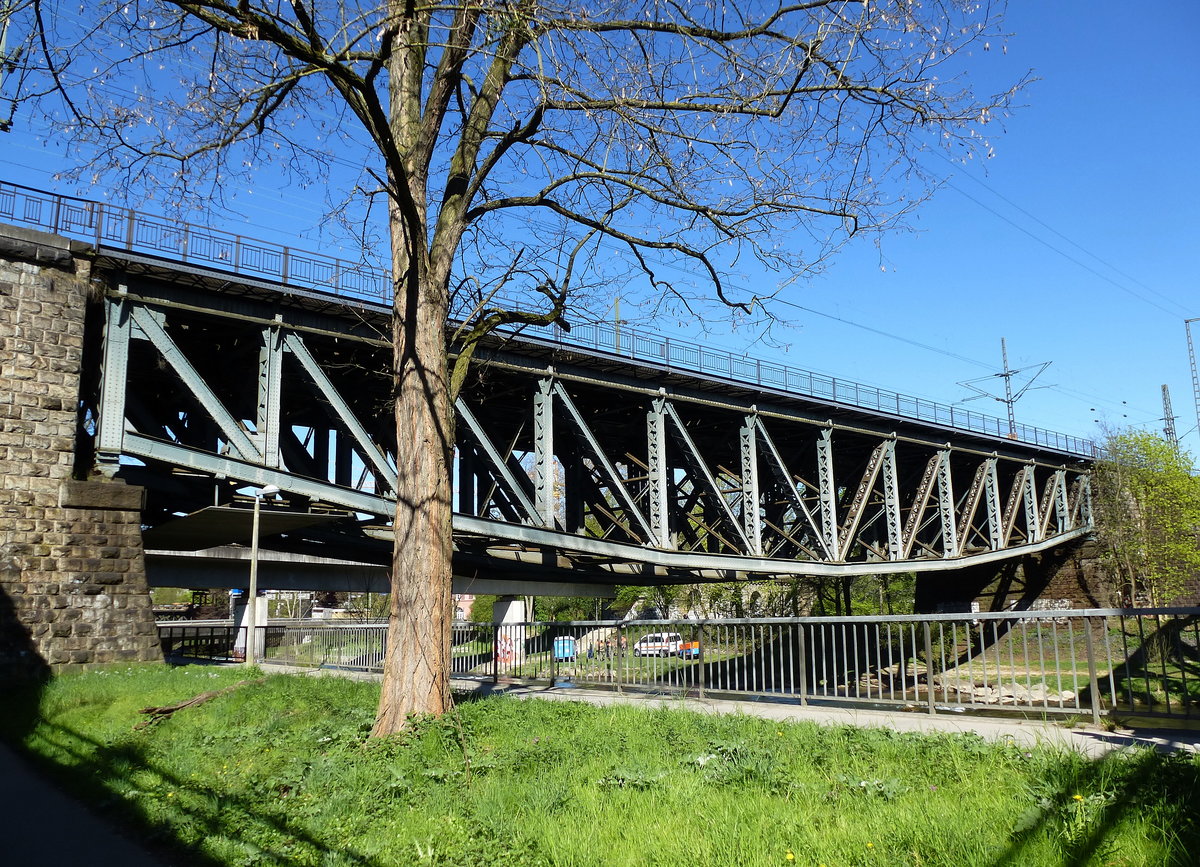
[8,0,1022,733]
[1092,431,1200,606]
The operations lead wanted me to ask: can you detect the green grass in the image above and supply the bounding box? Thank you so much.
[3,665,1199,866]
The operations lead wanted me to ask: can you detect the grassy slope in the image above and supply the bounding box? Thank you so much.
[3,665,1198,866]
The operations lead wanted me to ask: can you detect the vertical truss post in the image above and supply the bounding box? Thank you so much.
[562,439,585,534]
[1024,464,1042,543]
[647,396,672,548]
[257,323,283,468]
[457,446,477,516]
[881,439,902,560]
[533,377,556,527]
[334,434,354,487]
[740,415,762,556]
[816,427,838,559]
[984,457,1002,550]
[1053,468,1069,532]
[936,449,958,558]
[1078,474,1094,529]
[96,292,131,476]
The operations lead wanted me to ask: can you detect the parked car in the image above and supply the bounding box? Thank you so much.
[632,632,683,657]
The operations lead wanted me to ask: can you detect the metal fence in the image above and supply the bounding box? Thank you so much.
[2,179,1096,458]
[160,608,1199,721]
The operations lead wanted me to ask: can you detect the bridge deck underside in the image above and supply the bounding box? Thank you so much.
[91,276,1092,587]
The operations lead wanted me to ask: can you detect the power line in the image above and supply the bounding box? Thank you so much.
[941,175,1190,319]
[934,151,1192,318]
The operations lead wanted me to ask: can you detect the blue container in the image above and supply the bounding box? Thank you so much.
[552,636,577,662]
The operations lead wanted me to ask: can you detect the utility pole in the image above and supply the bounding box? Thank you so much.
[1187,318,1200,446]
[1000,337,1016,436]
[957,338,1051,437]
[1161,384,1178,446]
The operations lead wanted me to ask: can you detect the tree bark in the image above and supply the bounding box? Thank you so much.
[373,219,455,734]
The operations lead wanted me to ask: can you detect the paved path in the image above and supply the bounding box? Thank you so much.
[0,740,172,866]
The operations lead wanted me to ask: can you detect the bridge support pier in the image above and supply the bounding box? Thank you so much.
[230,590,266,661]
[493,595,527,672]
[913,537,1114,614]
[0,227,162,683]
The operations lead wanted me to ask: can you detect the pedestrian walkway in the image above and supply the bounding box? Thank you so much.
[0,740,171,866]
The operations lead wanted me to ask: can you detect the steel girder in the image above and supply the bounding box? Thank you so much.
[95,285,1093,582]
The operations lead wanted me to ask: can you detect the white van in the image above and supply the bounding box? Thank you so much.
[631,632,682,657]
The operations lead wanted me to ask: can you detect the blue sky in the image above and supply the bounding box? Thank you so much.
[2,1,1197,452]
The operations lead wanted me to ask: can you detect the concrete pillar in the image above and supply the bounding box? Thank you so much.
[493,595,526,672]
[231,591,266,662]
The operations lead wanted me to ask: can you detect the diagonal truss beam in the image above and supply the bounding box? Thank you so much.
[838,442,886,561]
[283,333,397,493]
[901,452,941,560]
[753,417,832,560]
[663,401,752,552]
[552,381,656,542]
[456,397,543,526]
[129,304,261,462]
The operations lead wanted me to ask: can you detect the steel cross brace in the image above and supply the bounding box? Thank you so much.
[551,380,656,542]
[752,417,831,560]
[663,401,752,553]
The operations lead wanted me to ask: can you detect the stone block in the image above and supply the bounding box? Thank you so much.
[59,480,146,511]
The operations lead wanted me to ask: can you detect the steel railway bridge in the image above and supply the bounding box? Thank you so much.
[3,182,1096,594]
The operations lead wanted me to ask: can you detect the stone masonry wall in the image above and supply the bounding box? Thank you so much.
[913,538,1118,615]
[0,225,161,682]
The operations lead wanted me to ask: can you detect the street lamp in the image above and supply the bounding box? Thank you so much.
[245,484,280,666]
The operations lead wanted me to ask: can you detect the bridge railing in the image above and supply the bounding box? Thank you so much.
[160,608,1199,720]
[2,179,1096,457]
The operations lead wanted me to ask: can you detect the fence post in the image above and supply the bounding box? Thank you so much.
[492,623,500,685]
[1084,616,1103,726]
[550,623,558,687]
[923,621,937,715]
[696,624,705,700]
[616,623,624,694]
[797,622,808,706]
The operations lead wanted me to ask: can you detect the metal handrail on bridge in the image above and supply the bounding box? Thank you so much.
[1,179,1096,458]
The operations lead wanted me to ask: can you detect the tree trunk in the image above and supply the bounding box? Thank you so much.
[373,226,455,733]
[372,11,457,728]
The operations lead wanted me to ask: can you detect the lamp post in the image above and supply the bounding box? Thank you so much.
[245,484,280,666]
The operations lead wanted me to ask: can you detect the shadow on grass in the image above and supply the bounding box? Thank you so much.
[993,747,1200,867]
[5,687,383,867]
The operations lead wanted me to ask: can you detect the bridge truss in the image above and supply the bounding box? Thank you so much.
[90,271,1092,587]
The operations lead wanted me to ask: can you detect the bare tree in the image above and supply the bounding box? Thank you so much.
[7,0,1022,733]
